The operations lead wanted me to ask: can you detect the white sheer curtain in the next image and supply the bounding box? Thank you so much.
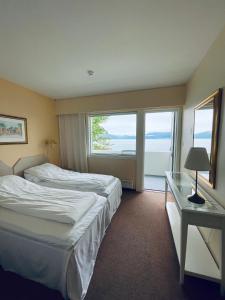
[59,114,88,172]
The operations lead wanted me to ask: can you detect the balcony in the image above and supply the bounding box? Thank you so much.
[144,151,171,191]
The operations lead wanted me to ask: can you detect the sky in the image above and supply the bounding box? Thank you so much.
[194,109,213,133]
[100,109,213,136]
[101,112,173,135]
[145,112,173,133]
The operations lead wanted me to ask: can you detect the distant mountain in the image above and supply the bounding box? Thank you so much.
[194,131,212,139]
[101,134,136,139]
[101,132,172,139]
[145,132,171,139]
[100,131,212,140]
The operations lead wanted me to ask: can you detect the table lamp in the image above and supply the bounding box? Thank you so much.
[184,147,210,204]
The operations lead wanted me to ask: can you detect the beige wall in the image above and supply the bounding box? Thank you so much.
[57,85,186,185]
[88,156,136,185]
[0,79,59,167]
[56,85,186,114]
[181,26,225,264]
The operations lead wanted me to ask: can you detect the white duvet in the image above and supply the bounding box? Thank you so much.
[0,175,98,225]
[24,163,115,195]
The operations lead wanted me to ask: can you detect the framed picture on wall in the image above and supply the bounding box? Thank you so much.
[0,114,28,144]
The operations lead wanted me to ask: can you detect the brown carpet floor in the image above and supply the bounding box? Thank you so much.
[0,190,223,300]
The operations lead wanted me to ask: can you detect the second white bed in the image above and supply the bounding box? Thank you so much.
[23,163,122,219]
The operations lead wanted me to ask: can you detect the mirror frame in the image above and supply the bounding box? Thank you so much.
[193,88,223,188]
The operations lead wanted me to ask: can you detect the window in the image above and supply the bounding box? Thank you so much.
[89,113,136,156]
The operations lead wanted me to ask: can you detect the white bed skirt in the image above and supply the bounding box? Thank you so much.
[104,178,122,219]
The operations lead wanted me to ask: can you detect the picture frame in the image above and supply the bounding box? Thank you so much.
[0,114,28,145]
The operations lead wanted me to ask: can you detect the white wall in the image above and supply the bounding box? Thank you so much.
[181,26,225,265]
[56,85,185,114]
[88,155,136,186]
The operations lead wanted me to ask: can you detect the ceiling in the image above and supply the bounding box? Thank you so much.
[0,0,225,99]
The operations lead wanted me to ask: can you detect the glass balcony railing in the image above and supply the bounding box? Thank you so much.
[144,151,171,191]
[144,151,171,176]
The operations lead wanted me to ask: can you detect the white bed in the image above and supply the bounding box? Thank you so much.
[14,155,122,219]
[0,164,111,300]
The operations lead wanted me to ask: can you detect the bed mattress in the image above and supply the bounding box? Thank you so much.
[0,187,110,300]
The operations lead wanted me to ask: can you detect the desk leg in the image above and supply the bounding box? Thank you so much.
[180,216,188,284]
[220,228,225,296]
[165,180,168,209]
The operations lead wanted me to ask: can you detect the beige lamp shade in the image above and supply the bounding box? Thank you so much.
[184,147,210,171]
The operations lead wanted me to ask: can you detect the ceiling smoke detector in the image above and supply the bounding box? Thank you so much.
[87,70,94,77]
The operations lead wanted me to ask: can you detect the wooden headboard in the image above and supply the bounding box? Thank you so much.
[0,161,13,176]
[13,154,48,177]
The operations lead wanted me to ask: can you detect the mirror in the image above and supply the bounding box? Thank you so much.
[193,89,222,188]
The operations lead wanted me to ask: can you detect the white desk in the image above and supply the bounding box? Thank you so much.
[165,172,225,295]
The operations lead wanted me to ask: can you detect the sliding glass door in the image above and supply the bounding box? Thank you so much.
[143,110,180,191]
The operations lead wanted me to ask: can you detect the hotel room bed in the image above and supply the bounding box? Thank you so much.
[0,165,111,300]
[14,155,122,219]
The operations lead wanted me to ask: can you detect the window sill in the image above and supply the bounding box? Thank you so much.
[88,154,136,160]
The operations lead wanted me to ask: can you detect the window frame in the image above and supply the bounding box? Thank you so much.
[88,112,137,158]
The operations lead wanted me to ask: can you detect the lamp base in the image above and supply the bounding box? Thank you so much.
[188,193,205,204]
